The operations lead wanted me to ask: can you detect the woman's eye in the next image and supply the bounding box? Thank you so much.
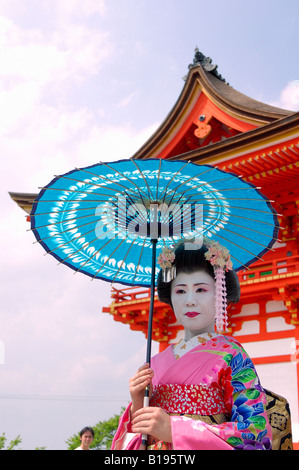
[175,289,186,294]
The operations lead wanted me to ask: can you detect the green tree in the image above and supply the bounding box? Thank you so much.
[66,409,123,450]
[0,433,22,450]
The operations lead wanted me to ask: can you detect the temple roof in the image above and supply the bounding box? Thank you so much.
[206,72,293,119]
[9,192,37,215]
[9,50,298,213]
[187,50,292,119]
[132,50,294,161]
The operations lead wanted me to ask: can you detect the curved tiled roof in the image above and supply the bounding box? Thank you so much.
[132,62,295,161]
[206,72,293,119]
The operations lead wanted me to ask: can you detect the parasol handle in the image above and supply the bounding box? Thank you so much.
[145,238,157,364]
[141,384,150,446]
[142,238,157,447]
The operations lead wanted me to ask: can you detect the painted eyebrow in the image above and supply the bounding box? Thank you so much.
[173,283,209,287]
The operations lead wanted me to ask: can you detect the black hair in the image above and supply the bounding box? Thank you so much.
[157,243,240,306]
[79,426,94,437]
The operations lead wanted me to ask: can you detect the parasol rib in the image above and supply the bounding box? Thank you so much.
[98,161,151,202]
[131,239,147,286]
[73,234,120,276]
[214,225,276,251]
[40,227,98,252]
[202,208,280,228]
[53,173,140,195]
[30,217,113,240]
[160,160,191,202]
[130,159,155,200]
[30,205,111,217]
[29,212,112,231]
[31,205,148,237]
[56,236,101,265]
[209,231,266,262]
[28,215,99,233]
[160,165,216,206]
[162,174,247,206]
[37,184,144,212]
[109,240,136,286]
[75,165,149,200]
[155,158,162,201]
[205,217,281,241]
[90,237,128,280]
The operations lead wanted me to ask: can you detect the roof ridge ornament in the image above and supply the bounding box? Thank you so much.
[187,47,227,83]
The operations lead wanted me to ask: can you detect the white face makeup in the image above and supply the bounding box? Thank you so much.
[171,270,216,341]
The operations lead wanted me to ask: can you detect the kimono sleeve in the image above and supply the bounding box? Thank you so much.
[111,403,141,450]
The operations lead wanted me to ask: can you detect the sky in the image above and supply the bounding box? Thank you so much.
[0,0,298,450]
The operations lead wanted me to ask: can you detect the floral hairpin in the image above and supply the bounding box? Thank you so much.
[203,239,233,272]
[157,247,176,282]
[157,246,175,270]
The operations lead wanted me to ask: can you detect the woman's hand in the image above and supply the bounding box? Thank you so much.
[129,363,153,416]
[131,406,172,443]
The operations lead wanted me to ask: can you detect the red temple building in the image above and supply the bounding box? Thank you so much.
[10,50,299,448]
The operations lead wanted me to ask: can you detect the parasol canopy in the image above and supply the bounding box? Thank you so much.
[30,158,279,287]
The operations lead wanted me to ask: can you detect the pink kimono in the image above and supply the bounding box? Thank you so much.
[112,333,272,450]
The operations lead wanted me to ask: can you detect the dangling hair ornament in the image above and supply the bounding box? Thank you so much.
[204,239,233,333]
[157,247,176,282]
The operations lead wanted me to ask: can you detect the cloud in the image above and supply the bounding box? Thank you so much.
[52,0,106,20]
[270,80,299,112]
[0,0,107,22]
[0,11,113,101]
[117,90,139,108]
[0,7,158,195]
[74,122,158,164]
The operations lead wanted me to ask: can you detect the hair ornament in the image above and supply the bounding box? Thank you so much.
[203,239,233,272]
[214,266,229,333]
[203,238,232,333]
[157,246,176,282]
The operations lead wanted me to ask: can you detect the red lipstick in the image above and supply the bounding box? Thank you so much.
[185,312,200,318]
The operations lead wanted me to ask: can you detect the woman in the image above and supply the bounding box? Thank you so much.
[112,239,272,450]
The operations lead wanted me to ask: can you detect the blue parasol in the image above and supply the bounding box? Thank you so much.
[30,158,279,361]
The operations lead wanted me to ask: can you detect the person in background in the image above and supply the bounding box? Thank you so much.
[75,426,94,450]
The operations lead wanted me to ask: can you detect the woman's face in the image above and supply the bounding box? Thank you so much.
[171,270,216,341]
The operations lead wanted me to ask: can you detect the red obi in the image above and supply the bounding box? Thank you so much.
[150,383,228,416]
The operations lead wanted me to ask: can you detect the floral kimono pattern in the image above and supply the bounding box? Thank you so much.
[112,333,272,450]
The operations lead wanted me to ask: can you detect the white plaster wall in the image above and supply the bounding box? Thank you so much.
[255,362,299,444]
[243,337,296,358]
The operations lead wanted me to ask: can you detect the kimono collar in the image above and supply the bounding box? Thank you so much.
[173,332,220,359]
